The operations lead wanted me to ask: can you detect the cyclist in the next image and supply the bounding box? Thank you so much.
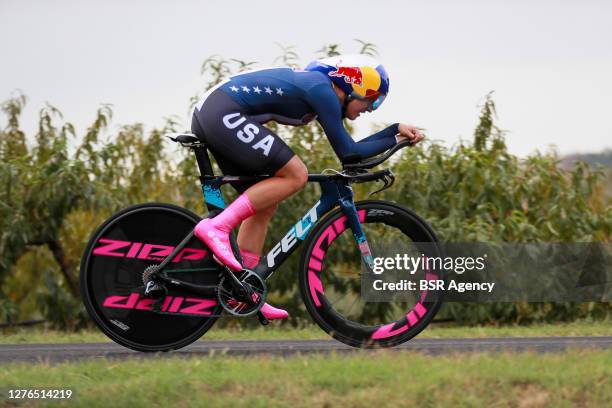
[191,54,424,320]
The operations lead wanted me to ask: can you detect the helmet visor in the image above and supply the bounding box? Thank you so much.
[369,94,386,110]
[352,91,387,111]
[358,92,386,111]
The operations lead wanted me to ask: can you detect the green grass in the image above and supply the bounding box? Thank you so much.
[0,320,610,345]
[0,350,610,407]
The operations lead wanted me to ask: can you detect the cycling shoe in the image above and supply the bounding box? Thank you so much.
[194,219,242,271]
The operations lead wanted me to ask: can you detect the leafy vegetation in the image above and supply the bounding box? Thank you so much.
[1,41,610,329]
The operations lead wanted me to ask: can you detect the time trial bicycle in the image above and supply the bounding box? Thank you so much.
[80,134,444,352]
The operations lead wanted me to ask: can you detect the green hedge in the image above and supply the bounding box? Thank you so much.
[1,53,610,329]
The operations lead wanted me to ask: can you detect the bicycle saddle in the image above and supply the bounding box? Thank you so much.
[166,133,203,144]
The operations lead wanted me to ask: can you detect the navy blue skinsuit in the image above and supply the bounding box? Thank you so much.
[191,67,399,191]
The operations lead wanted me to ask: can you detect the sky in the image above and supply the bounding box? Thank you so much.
[1,0,611,157]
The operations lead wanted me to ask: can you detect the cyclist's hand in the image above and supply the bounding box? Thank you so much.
[396,123,425,145]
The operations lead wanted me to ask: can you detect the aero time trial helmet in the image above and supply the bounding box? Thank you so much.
[305,54,389,110]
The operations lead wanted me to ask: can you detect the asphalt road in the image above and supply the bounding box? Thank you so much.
[1,337,610,364]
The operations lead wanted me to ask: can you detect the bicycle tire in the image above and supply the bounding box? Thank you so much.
[299,200,444,348]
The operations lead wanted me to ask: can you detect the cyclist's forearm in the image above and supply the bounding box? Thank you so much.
[319,117,397,162]
[351,138,396,160]
[333,137,396,163]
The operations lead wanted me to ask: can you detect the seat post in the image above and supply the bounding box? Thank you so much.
[191,144,227,214]
[192,145,215,177]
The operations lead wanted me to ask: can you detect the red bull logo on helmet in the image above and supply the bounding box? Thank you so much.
[329,65,363,86]
[306,55,388,103]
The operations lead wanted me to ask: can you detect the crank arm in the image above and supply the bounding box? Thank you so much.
[214,261,258,304]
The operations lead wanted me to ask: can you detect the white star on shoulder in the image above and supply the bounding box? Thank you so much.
[276,88,284,96]
[253,86,262,94]
[264,86,273,94]
[230,85,239,92]
[241,85,250,93]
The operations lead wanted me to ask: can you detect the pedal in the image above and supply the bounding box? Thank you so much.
[257,311,269,326]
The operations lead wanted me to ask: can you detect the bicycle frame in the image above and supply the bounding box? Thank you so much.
[141,141,380,308]
[204,173,374,280]
[154,133,410,285]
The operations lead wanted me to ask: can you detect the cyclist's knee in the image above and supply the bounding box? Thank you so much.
[277,156,308,192]
[294,168,308,191]
[290,157,309,190]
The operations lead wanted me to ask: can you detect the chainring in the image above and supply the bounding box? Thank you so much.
[217,269,267,317]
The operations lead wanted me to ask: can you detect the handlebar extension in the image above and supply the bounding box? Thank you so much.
[342,140,414,170]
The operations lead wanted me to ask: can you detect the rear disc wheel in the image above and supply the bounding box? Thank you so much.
[80,203,223,352]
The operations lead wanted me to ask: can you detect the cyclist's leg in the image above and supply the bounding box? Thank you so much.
[233,160,309,320]
[242,155,307,209]
[237,203,278,255]
[233,197,287,319]
[194,157,306,271]
[238,246,288,319]
[191,90,307,271]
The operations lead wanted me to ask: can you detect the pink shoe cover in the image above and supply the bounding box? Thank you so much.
[194,219,242,271]
[260,302,289,320]
[239,249,288,320]
[226,293,288,320]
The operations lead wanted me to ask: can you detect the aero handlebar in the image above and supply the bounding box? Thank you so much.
[342,140,414,170]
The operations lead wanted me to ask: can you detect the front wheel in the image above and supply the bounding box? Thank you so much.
[299,200,444,348]
[80,203,223,352]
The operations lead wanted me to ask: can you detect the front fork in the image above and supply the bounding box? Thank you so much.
[337,190,374,272]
